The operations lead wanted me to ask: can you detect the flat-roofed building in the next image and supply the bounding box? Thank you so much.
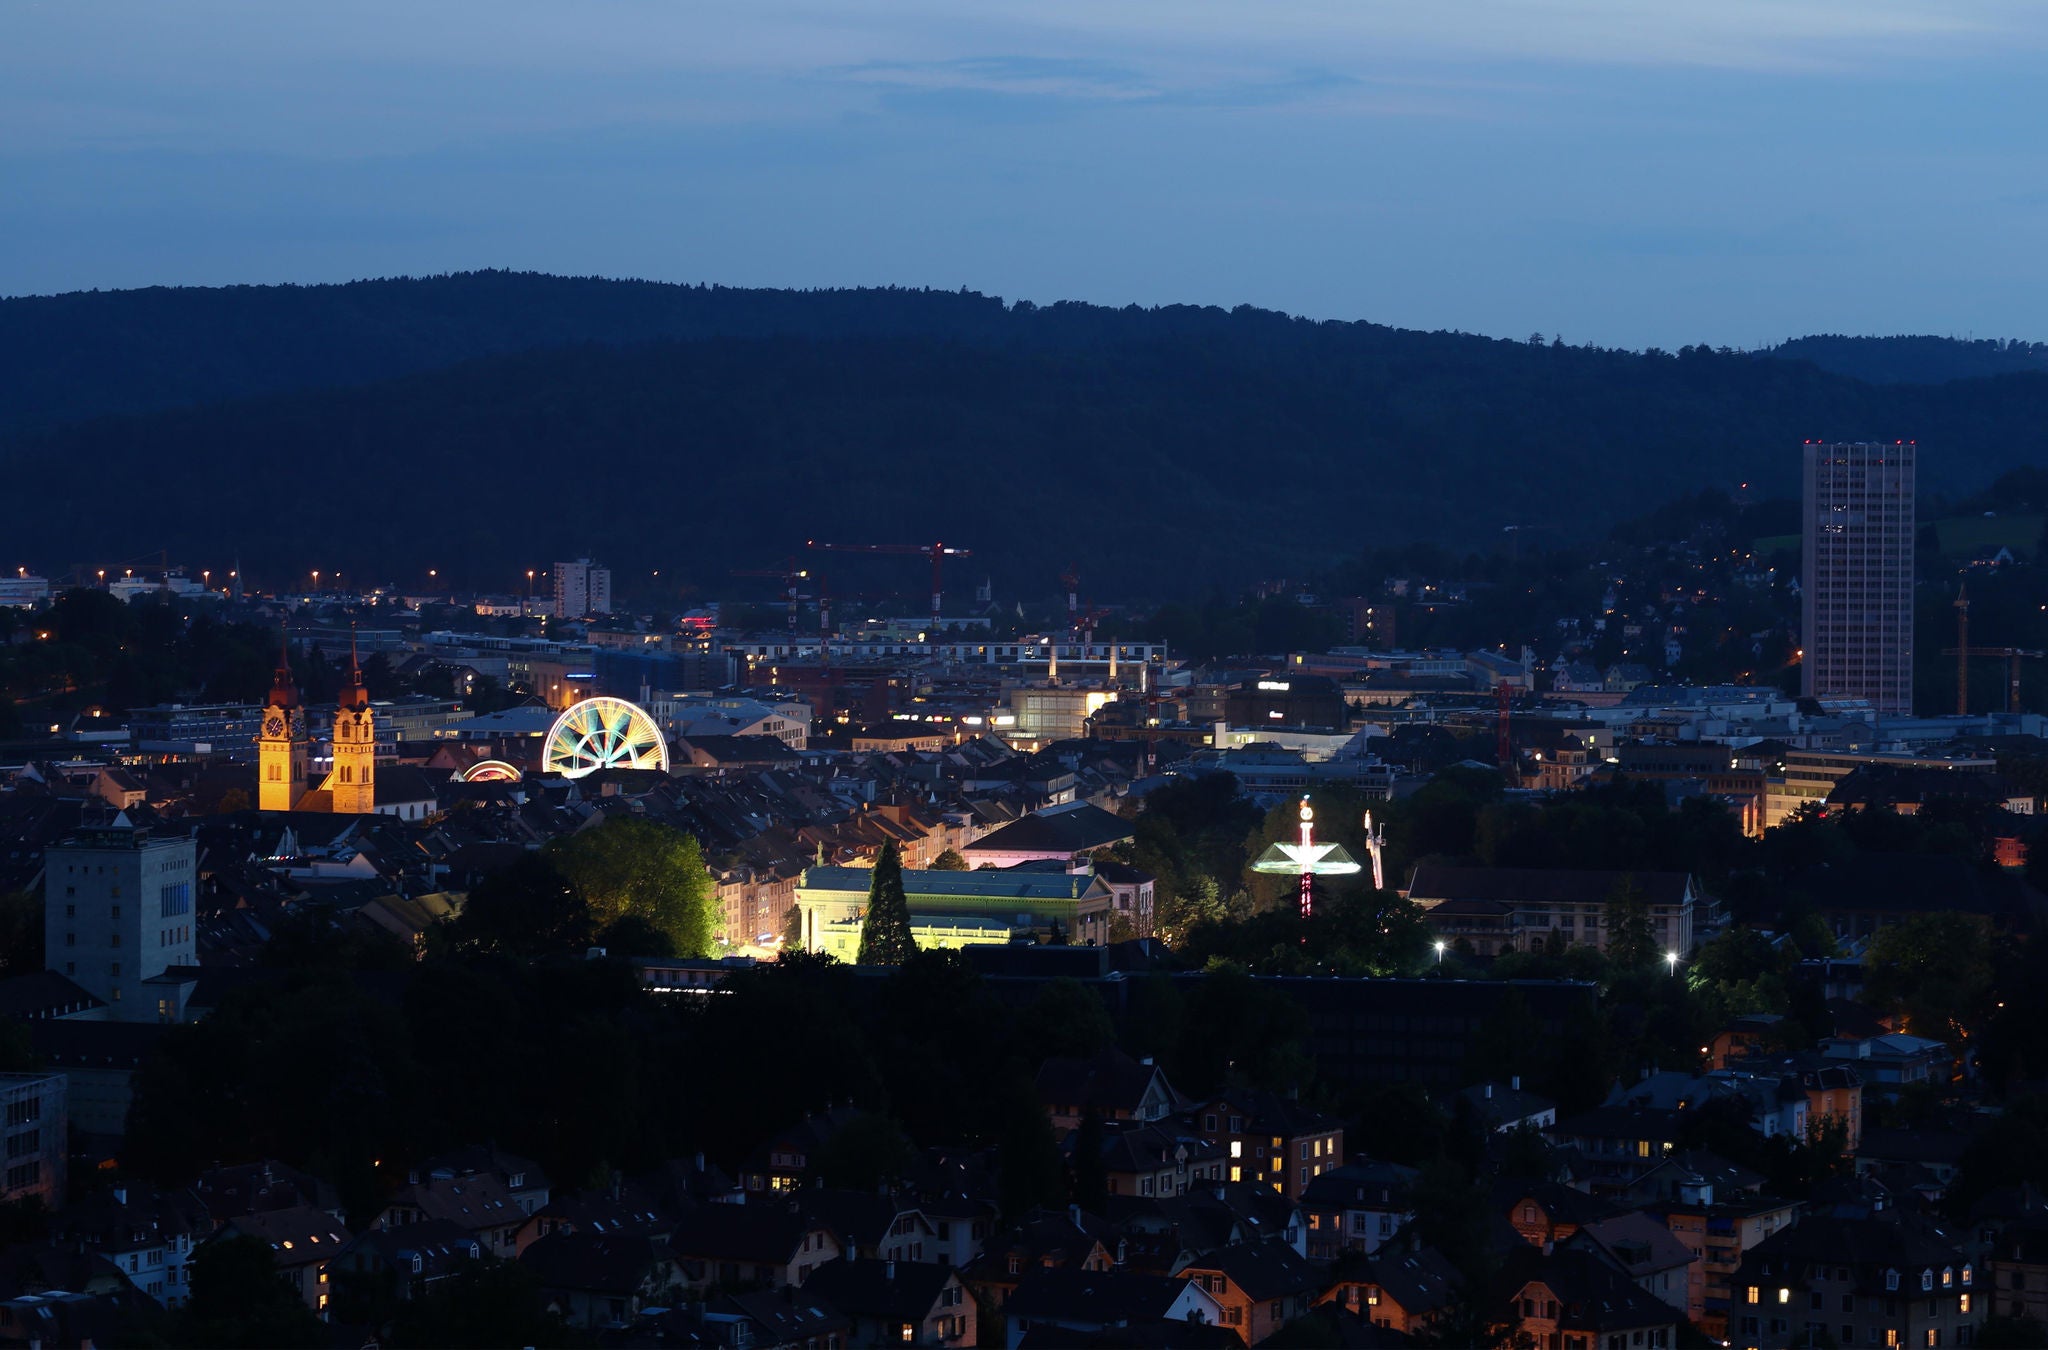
[43,816,195,1014]
[1803,440,1915,716]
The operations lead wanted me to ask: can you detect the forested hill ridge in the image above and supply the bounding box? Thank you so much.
[1762,334,2048,385]
[4,270,2044,435]
[3,272,2048,596]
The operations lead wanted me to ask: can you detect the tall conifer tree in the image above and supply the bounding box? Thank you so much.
[857,841,917,965]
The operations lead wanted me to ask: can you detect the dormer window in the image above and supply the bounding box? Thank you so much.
[1962,1266,1973,1287]
[1886,1269,1900,1292]
[1942,1267,1953,1288]
[1922,1269,1934,1292]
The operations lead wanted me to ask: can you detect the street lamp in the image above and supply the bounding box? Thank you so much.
[1434,940,1447,964]
[312,570,321,592]
[1665,951,1680,974]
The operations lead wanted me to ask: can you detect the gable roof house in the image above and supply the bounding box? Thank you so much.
[799,1257,975,1349]
[519,1229,685,1331]
[1003,1267,1224,1350]
[1073,1122,1228,1201]
[961,1208,1120,1309]
[1319,1245,1462,1337]
[374,1170,524,1260]
[1562,1212,1697,1317]
[667,1200,843,1292]
[1035,1048,1180,1134]
[1301,1161,1420,1259]
[1178,1237,1320,1346]
[216,1205,353,1316]
[327,1219,481,1311]
[961,801,1135,869]
[1498,1244,1680,1350]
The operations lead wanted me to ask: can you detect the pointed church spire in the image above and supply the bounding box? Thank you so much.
[340,622,368,710]
[269,622,301,709]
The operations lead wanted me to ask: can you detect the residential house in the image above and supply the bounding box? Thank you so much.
[1002,1268,1223,1350]
[406,1145,551,1216]
[1080,1122,1227,1200]
[1191,1087,1344,1200]
[1855,1127,1970,1200]
[960,801,1133,869]
[520,1230,685,1330]
[742,1106,866,1194]
[1564,1212,1697,1316]
[1989,1215,2048,1325]
[1319,1245,1461,1337]
[1457,1078,1559,1134]
[326,1219,481,1310]
[1546,1106,1691,1195]
[1501,1244,1680,1350]
[799,1189,941,1264]
[47,1183,194,1308]
[1036,1048,1180,1135]
[1497,1180,1619,1249]
[668,1200,843,1291]
[1628,1153,1799,1342]
[217,1207,352,1316]
[1731,1206,1981,1350]
[701,1287,852,1350]
[1301,1161,1419,1259]
[1179,1237,1320,1345]
[799,1258,975,1348]
[1822,1034,1952,1099]
[1088,859,1157,943]
[1110,1181,1308,1267]
[189,1160,341,1231]
[375,1170,524,1259]
[962,1208,1118,1310]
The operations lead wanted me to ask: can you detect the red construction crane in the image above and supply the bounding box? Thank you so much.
[731,556,809,631]
[805,540,972,630]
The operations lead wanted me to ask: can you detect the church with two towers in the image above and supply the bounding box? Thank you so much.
[256,632,377,814]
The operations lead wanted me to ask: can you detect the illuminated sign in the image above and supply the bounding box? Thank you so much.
[1256,680,1292,692]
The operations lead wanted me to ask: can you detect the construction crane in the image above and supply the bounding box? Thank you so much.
[805,540,971,631]
[730,556,809,631]
[1060,564,1081,636]
[1944,587,2043,714]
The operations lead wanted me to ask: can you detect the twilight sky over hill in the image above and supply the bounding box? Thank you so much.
[4,0,2044,348]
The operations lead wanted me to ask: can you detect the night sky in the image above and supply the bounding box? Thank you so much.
[5,1,2044,347]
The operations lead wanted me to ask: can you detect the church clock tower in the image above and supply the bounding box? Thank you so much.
[257,629,309,812]
[329,630,377,815]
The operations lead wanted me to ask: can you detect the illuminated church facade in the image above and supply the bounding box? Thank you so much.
[257,633,378,815]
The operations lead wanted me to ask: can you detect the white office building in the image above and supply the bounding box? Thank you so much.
[44,816,196,1015]
[553,558,613,619]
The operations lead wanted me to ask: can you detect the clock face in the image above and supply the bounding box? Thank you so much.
[263,715,285,738]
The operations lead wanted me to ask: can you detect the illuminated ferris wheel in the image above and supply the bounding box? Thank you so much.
[542,697,670,778]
